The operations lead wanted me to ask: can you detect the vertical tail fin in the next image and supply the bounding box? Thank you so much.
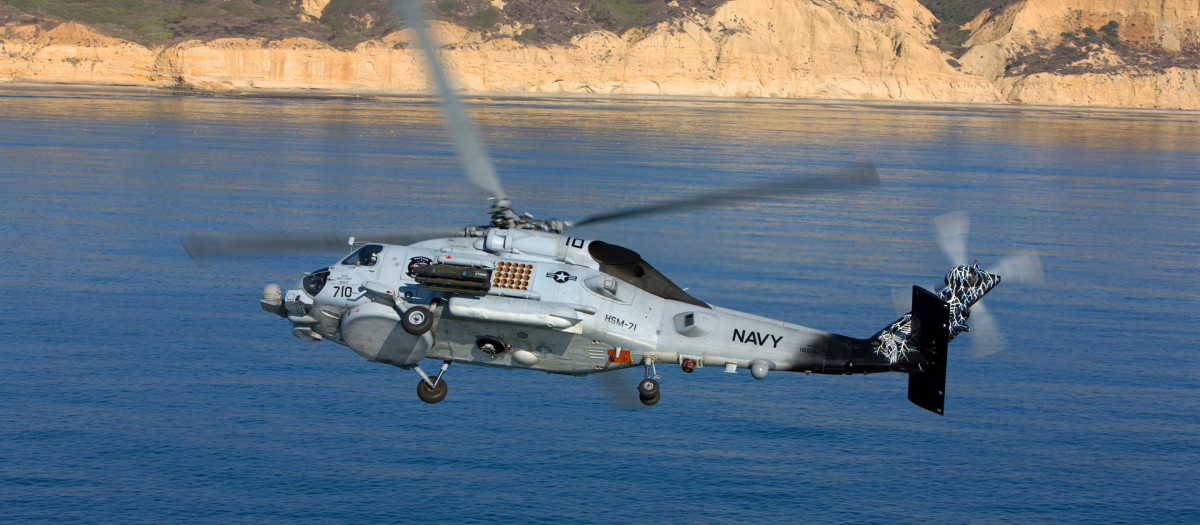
[907,286,951,414]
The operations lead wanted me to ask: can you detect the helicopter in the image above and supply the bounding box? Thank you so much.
[184,0,1041,413]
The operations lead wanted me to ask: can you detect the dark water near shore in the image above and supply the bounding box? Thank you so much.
[1,89,1197,523]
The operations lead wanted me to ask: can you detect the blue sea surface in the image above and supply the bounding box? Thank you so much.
[1,89,1197,523]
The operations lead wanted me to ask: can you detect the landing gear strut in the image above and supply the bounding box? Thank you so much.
[638,358,660,406]
[413,360,451,404]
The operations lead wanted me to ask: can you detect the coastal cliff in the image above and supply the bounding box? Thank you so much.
[959,0,1200,108]
[1,0,1197,109]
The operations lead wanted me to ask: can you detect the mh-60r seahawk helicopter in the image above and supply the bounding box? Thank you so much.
[185,0,1041,413]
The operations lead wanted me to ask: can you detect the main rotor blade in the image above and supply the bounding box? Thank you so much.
[569,161,880,229]
[395,0,506,201]
[181,228,466,261]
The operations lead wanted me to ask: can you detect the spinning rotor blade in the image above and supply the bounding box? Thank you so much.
[395,0,506,201]
[184,2,503,265]
[933,210,969,265]
[966,301,1006,357]
[929,211,1046,358]
[569,161,880,229]
[933,212,1044,284]
[931,211,1005,356]
[182,228,466,261]
[969,251,1041,356]
[989,250,1045,286]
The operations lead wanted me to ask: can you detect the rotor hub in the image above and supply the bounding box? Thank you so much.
[485,198,569,233]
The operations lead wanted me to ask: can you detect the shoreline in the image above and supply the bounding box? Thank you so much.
[3,80,1199,119]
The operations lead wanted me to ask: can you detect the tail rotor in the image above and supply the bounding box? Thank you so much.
[929,212,1044,357]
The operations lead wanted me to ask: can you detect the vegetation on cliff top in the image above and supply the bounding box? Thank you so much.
[1,0,1194,74]
[1,0,340,44]
[0,0,1032,52]
[1004,21,1197,76]
[0,0,726,48]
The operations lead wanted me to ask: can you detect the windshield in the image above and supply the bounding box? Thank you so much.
[303,268,330,296]
[341,244,384,267]
[588,241,708,308]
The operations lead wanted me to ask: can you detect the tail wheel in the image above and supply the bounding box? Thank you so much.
[401,306,433,335]
[416,379,448,404]
[637,378,659,403]
[637,377,659,396]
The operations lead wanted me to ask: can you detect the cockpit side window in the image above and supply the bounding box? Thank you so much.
[341,244,384,267]
[588,241,709,308]
[303,268,330,296]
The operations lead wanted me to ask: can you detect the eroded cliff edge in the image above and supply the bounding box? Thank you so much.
[1,0,1197,109]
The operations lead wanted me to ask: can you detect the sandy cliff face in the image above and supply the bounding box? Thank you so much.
[0,22,161,84]
[427,0,999,101]
[964,0,1200,54]
[997,68,1200,108]
[0,0,1001,103]
[958,0,1200,108]
[299,0,334,21]
[1,0,1197,109]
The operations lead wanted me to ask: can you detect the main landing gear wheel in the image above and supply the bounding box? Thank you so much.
[401,306,433,335]
[638,378,660,406]
[416,379,448,404]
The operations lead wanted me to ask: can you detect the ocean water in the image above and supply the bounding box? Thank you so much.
[1,88,1197,523]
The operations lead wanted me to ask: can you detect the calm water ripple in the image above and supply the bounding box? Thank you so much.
[1,89,1198,523]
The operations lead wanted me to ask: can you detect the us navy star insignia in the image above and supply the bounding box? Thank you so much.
[548,270,577,283]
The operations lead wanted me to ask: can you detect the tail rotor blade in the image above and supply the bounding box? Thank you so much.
[933,211,969,265]
[967,301,1007,357]
[989,250,1045,286]
[394,0,506,201]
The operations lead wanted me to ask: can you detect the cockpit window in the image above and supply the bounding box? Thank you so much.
[342,244,384,267]
[303,268,330,296]
[588,241,709,308]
